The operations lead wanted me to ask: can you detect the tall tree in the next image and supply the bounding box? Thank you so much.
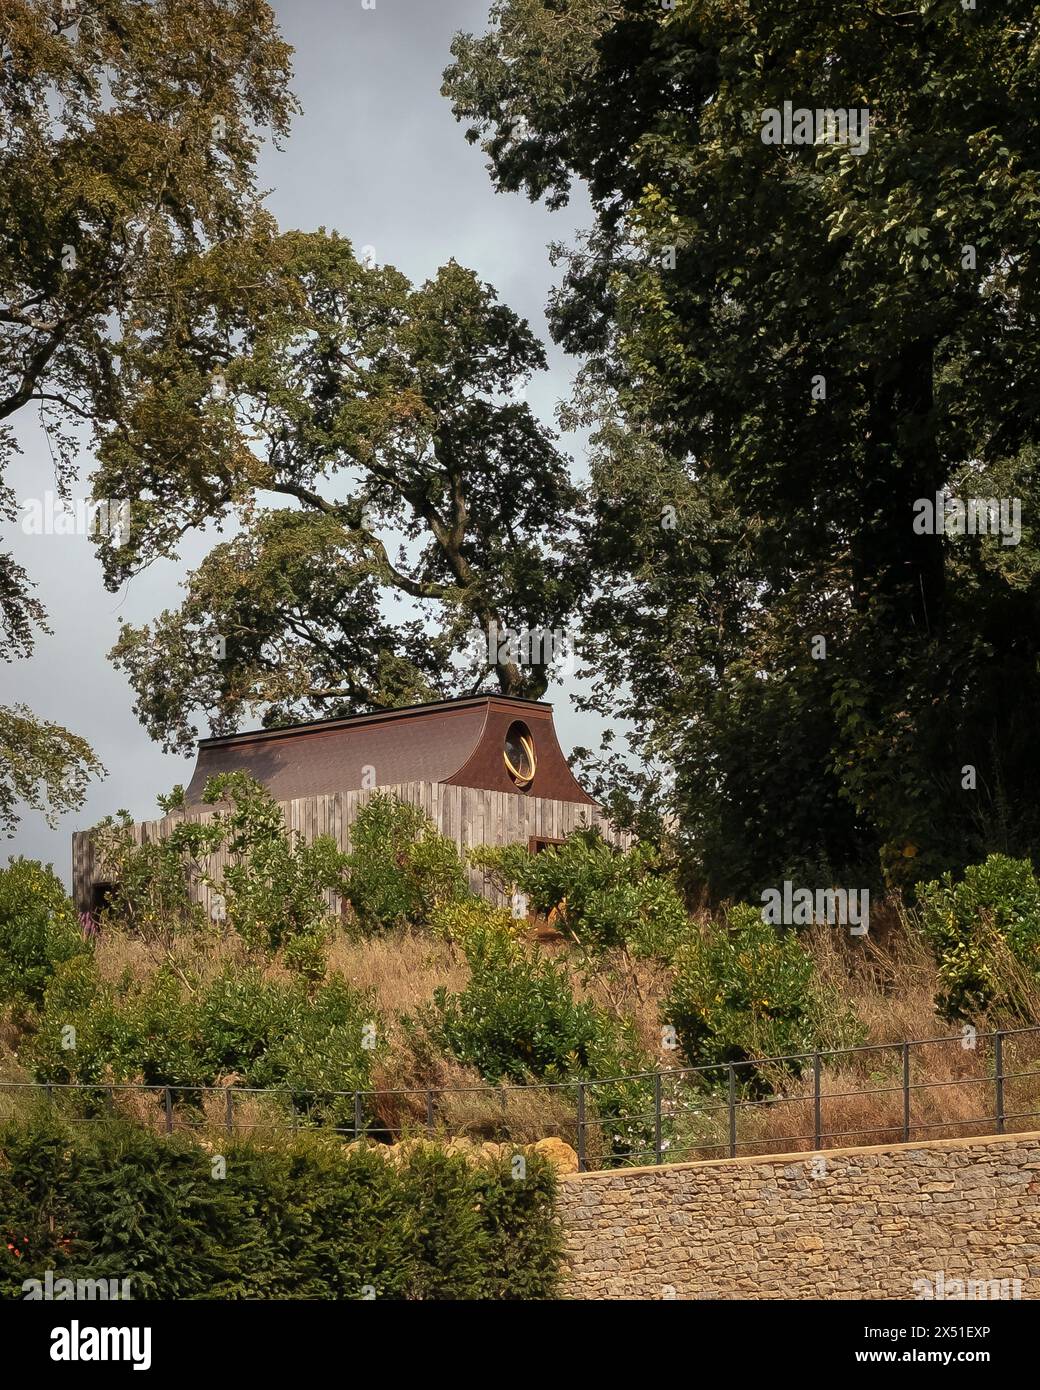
[97,233,582,751]
[444,0,1040,894]
[0,0,296,828]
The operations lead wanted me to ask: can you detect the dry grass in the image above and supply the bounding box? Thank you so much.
[805,915,943,1045]
[7,894,1040,1169]
[91,923,471,1030]
[660,910,1040,1163]
[93,928,253,993]
[362,1051,608,1164]
[727,1027,1040,1158]
[570,947,674,1057]
[327,930,467,1027]
[53,1081,299,1144]
[0,1007,29,1078]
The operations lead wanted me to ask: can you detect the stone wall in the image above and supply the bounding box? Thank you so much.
[557,1131,1040,1299]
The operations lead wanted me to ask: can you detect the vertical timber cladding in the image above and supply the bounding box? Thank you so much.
[71,696,628,911]
[72,782,629,913]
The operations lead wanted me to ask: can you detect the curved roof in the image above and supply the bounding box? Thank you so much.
[183,695,595,806]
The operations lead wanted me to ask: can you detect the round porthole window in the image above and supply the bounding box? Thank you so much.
[503,721,536,789]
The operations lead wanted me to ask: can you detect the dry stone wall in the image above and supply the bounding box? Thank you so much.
[557,1131,1040,1300]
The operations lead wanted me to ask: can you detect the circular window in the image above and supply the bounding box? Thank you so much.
[503,721,536,789]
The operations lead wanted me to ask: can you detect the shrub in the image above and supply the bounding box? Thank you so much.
[428,894,521,945]
[193,773,347,953]
[470,1149,563,1299]
[0,1111,560,1299]
[90,812,207,947]
[471,828,689,955]
[664,904,863,1092]
[91,774,346,953]
[28,959,380,1127]
[28,956,202,1089]
[0,859,89,1010]
[413,920,656,1162]
[916,854,1040,1020]
[342,793,470,934]
[418,920,635,1084]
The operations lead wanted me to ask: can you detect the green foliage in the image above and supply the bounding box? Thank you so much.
[469,1150,564,1299]
[0,859,89,1010]
[444,0,1040,896]
[280,931,331,982]
[91,813,208,947]
[472,827,689,955]
[428,893,522,945]
[0,1112,560,1300]
[193,772,347,953]
[416,920,656,1160]
[28,959,378,1127]
[92,774,344,954]
[0,0,295,834]
[916,854,1040,1021]
[103,233,584,745]
[420,920,630,1084]
[664,905,863,1091]
[342,793,470,935]
[0,707,103,839]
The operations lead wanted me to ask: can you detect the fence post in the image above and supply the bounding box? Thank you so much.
[727,1065,737,1159]
[226,1088,233,1135]
[577,1082,587,1172]
[654,1071,662,1165]
[902,1042,911,1142]
[354,1090,363,1143]
[426,1089,435,1138]
[164,1086,173,1134]
[813,1053,822,1150]
[994,1032,1006,1134]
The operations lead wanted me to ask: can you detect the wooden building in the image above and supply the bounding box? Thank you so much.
[72,695,626,914]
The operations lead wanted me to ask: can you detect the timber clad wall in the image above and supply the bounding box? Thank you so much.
[557,1131,1040,1300]
[72,781,628,913]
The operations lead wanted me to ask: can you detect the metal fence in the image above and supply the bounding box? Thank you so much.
[3,1024,1039,1172]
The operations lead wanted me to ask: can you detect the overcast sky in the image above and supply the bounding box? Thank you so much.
[2,0,604,886]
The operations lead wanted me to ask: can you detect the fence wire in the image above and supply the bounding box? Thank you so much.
[3,1026,1038,1172]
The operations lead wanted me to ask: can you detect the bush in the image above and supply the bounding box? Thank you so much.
[90,809,207,947]
[0,859,89,1010]
[470,1150,564,1299]
[916,854,1040,1020]
[664,904,863,1092]
[0,1111,560,1300]
[91,774,346,954]
[418,920,636,1084]
[194,773,347,953]
[413,920,657,1162]
[342,793,470,934]
[471,828,689,955]
[28,959,380,1127]
[428,894,522,945]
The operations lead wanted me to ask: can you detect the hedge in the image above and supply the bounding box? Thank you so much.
[0,1111,561,1300]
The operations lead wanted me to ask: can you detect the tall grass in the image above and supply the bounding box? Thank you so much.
[7,896,1040,1169]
